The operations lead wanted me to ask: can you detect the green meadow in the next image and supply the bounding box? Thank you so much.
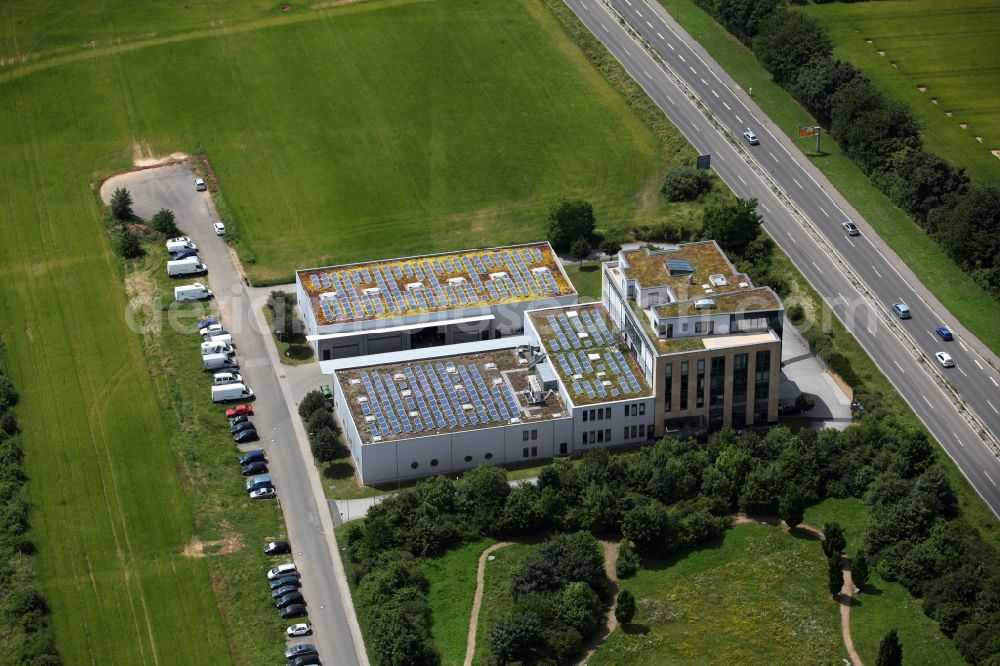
[799,0,1000,184]
[0,0,666,662]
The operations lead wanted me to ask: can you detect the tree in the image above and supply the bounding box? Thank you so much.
[546,200,596,253]
[487,612,541,665]
[458,464,511,533]
[559,581,602,634]
[701,198,762,255]
[151,208,179,235]
[876,629,903,666]
[828,554,844,599]
[752,11,833,84]
[788,56,862,127]
[110,187,133,221]
[622,500,672,555]
[298,389,328,420]
[874,148,968,223]
[778,487,805,528]
[615,589,637,625]
[117,229,143,259]
[823,522,847,558]
[615,539,639,579]
[660,166,711,201]
[308,408,337,435]
[929,184,1000,272]
[599,229,626,257]
[570,237,591,264]
[852,551,870,590]
[310,426,342,462]
[830,78,921,175]
[0,375,17,410]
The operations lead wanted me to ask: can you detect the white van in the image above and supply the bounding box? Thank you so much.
[201,341,235,356]
[213,371,243,385]
[205,333,233,346]
[211,382,254,403]
[165,236,197,253]
[203,353,238,372]
[174,283,213,302]
[167,256,207,277]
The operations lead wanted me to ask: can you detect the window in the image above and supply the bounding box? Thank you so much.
[597,430,604,443]
[630,425,637,438]
[531,446,537,457]
[639,424,645,437]
[589,409,596,421]
[696,359,706,408]
[583,410,588,422]
[604,407,611,419]
[605,429,611,442]
[639,403,646,416]
[410,461,419,469]
[430,459,439,467]
[754,350,772,425]
[464,455,473,463]
[559,442,567,455]
[624,428,629,439]
[531,430,537,440]
[484,452,493,460]
[630,404,638,416]
[665,363,673,413]
[680,361,690,410]
[624,406,629,417]
[732,353,749,427]
[589,431,596,444]
[695,321,705,334]
[523,447,530,458]
[582,433,588,444]
[523,431,529,441]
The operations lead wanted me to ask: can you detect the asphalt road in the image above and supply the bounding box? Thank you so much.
[564,0,1000,515]
[101,164,362,666]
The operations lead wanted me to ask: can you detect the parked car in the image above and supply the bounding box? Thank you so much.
[275,592,305,609]
[269,575,301,590]
[841,221,860,236]
[231,419,256,435]
[226,404,254,418]
[196,316,219,331]
[936,326,954,341]
[742,130,759,145]
[279,604,308,620]
[286,623,312,637]
[285,644,318,660]
[936,351,955,368]
[267,563,297,581]
[320,384,333,400]
[195,177,207,191]
[234,428,259,444]
[213,222,226,236]
[240,461,268,476]
[246,475,271,492]
[264,540,291,556]
[286,658,320,666]
[271,584,299,599]
[250,486,275,500]
[891,302,911,319]
[169,248,199,261]
[238,448,265,466]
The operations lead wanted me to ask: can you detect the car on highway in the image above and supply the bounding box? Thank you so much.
[226,404,253,418]
[196,316,218,330]
[264,540,291,555]
[280,604,308,620]
[742,130,759,145]
[240,461,268,476]
[213,222,226,236]
[233,428,259,444]
[250,485,276,500]
[891,302,911,319]
[286,623,312,637]
[269,575,301,590]
[230,419,255,434]
[195,177,207,191]
[285,644,318,660]
[267,562,297,581]
[271,584,299,599]
[841,221,860,236]
[936,326,954,341]
[238,448,265,465]
[275,591,305,609]
[936,351,955,368]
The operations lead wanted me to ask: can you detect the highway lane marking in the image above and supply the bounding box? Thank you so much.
[636,9,642,16]
[644,70,652,79]
[624,48,632,55]
[811,260,820,271]
[723,102,731,110]
[894,360,905,374]
[871,266,883,279]
[786,231,797,245]
[647,20,653,28]
[657,32,664,39]
[735,114,743,123]
[922,394,933,409]
[975,359,984,370]
[959,341,968,352]
[665,95,676,105]
[700,78,708,85]
[625,0,631,4]
[987,471,998,487]
[760,203,771,213]
[691,122,702,132]
[819,206,829,217]
[737,174,747,185]
[958,367,968,377]
[989,399,999,414]
[716,152,725,161]
[768,151,778,161]
[992,376,999,388]
[868,328,876,336]
[601,23,609,32]
[678,54,686,62]
[954,432,964,447]
[668,42,675,50]
[846,238,856,248]
[689,66,696,74]
[792,177,803,190]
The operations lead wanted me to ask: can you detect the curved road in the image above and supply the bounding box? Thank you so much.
[563,0,1000,515]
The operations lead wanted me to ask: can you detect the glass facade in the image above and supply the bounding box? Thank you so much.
[754,350,771,424]
[664,363,673,413]
[708,356,725,429]
[696,359,705,408]
[732,353,748,427]
[680,361,689,410]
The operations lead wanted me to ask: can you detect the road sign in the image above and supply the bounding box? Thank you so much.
[696,154,711,170]
[798,126,817,138]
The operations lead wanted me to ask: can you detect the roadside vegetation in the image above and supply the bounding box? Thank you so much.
[263,290,313,365]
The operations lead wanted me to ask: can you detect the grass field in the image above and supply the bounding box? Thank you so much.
[471,543,534,665]
[663,0,1000,358]
[799,0,1000,185]
[591,523,842,665]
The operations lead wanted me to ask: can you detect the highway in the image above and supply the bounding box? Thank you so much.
[562,0,1000,514]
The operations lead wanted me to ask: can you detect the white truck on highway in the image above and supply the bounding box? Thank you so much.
[211,382,254,403]
[165,236,197,253]
[203,352,238,372]
[174,283,212,302]
[167,256,208,277]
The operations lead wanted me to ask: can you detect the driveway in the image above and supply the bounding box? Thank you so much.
[101,163,366,666]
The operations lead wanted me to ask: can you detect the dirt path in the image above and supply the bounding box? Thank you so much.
[732,514,863,666]
[575,540,621,665]
[463,542,513,666]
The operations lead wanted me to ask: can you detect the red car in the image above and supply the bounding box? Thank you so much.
[226,404,254,418]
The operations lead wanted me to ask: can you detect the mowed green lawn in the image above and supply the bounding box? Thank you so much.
[799,0,1000,184]
[0,0,666,662]
[591,524,842,665]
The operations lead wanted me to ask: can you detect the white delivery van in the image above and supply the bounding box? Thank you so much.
[174,283,213,302]
[165,236,197,253]
[205,332,233,346]
[167,256,207,277]
[211,383,254,403]
[201,341,235,356]
[203,352,238,372]
[213,371,242,385]
[200,324,225,338]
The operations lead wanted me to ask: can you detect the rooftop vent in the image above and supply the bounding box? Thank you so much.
[405,282,424,292]
[709,274,728,287]
[363,287,381,296]
[665,259,695,275]
[489,272,508,281]
[738,281,750,289]
[694,298,716,309]
[566,310,579,318]
[320,292,337,300]
[531,267,550,275]
[447,277,466,286]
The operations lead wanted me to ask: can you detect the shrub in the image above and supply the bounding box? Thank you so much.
[0,375,17,410]
[547,200,596,253]
[116,229,143,259]
[297,389,328,420]
[310,427,342,463]
[795,392,816,412]
[150,208,179,236]
[109,187,133,221]
[786,303,805,324]
[570,236,591,262]
[615,589,637,625]
[615,539,639,579]
[599,229,626,257]
[661,166,711,201]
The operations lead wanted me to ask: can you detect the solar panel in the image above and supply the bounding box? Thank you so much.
[549,338,560,352]
[665,259,694,274]
[502,386,520,417]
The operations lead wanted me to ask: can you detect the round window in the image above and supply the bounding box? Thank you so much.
[410,461,418,470]
[464,455,473,463]
[430,459,439,467]
[484,452,493,460]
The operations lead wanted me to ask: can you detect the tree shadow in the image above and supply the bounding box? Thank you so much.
[858,582,882,596]
[621,623,650,635]
[639,533,728,572]
[578,264,599,274]
[322,460,355,481]
[788,525,822,541]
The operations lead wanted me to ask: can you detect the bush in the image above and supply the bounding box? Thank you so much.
[116,229,143,259]
[298,389,328,420]
[615,589,636,625]
[310,426,342,463]
[0,375,17,410]
[151,208,179,236]
[109,187,133,221]
[570,236,591,262]
[660,166,711,201]
[599,229,626,257]
[546,200,596,253]
[615,539,639,579]
[795,392,816,412]
[786,303,805,324]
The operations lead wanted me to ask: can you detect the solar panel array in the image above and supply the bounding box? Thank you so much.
[357,362,523,438]
[307,246,566,323]
[542,308,647,401]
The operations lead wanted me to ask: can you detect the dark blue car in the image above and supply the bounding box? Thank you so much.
[935,327,953,341]
[196,317,218,330]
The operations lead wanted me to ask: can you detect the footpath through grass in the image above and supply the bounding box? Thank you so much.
[663,0,1000,357]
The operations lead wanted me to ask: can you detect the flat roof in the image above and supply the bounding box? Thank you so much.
[299,242,575,326]
[528,303,652,406]
[337,348,567,444]
[653,287,781,318]
[620,242,747,297]
[703,330,780,349]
